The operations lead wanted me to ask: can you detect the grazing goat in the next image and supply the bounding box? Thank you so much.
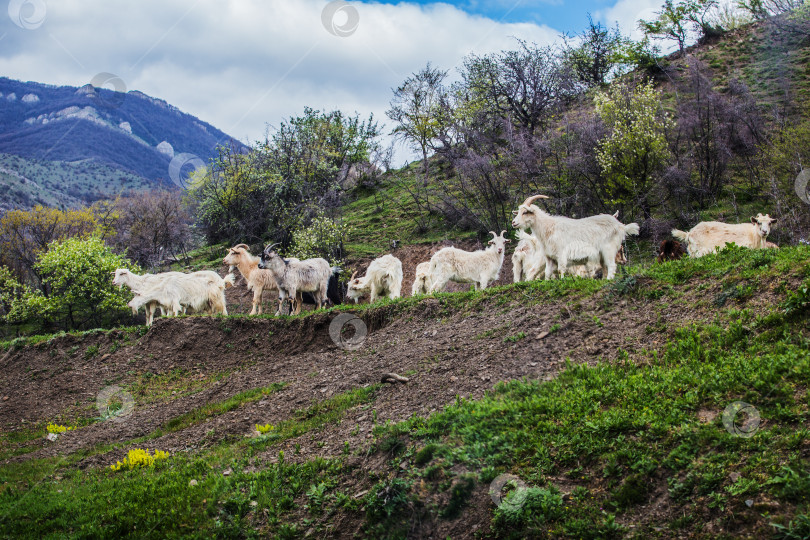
[346,254,403,303]
[511,195,639,280]
[657,239,686,263]
[429,231,510,293]
[411,262,432,296]
[671,214,777,258]
[512,230,545,283]
[301,267,344,307]
[223,244,280,315]
[258,245,331,315]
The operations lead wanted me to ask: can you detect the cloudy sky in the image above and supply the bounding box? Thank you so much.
[0,0,661,163]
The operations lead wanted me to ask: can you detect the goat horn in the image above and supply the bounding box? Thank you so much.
[521,194,549,207]
[500,230,507,237]
[264,243,280,253]
[489,231,497,240]
[232,243,250,251]
[350,270,358,280]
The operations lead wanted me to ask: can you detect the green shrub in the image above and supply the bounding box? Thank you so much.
[492,486,564,537]
[9,236,137,331]
[289,214,349,266]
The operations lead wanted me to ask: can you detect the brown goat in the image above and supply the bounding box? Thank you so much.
[657,239,686,263]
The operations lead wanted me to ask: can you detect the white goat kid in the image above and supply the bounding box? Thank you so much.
[511,195,639,280]
[671,214,777,258]
[428,231,510,293]
[512,230,545,282]
[411,261,432,296]
[346,254,403,303]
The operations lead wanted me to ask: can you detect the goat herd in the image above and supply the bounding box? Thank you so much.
[112,195,779,326]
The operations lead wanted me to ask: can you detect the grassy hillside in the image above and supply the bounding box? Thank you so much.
[1,245,808,538]
[342,16,810,255]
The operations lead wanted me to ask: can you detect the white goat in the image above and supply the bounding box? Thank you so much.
[428,231,510,293]
[411,262,432,296]
[512,230,545,283]
[511,195,639,280]
[258,244,331,316]
[114,269,232,326]
[346,254,403,303]
[672,214,777,258]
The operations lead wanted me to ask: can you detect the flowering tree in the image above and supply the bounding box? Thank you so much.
[595,79,673,220]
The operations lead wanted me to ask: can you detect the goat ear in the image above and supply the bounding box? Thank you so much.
[750,216,757,224]
[770,217,778,224]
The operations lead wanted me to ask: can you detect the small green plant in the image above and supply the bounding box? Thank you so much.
[256,423,276,435]
[414,443,438,466]
[84,344,99,359]
[440,474,475,518]
[504,331,526,343]
[492,486,564,534]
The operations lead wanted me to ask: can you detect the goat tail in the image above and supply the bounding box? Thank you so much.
[223,273,236,289]
[624,223,640,236]
[671,229,689,242]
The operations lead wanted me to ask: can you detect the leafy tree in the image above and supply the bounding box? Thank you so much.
[639,0,694,55]
[563,16,625,86]
[0,265,27,321]
[387,63,449,178]
[757,118,810,241]
[189,110,381,247]
[0,205,98,286]
[9,236,136,331]
[595,79,674,220]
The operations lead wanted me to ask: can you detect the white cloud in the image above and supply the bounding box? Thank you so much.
[595,0,661,40]
[0,0,562,164]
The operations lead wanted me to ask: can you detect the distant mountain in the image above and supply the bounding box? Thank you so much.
[0,153,151,212]
[0,77,245,207]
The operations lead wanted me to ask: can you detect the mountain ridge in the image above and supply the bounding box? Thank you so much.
[0,77,246,205]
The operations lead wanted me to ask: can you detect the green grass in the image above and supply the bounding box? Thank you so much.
[0,384,375,538]
[126,368,234,406]
[158,382,288,436]
[251,385,380,448]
